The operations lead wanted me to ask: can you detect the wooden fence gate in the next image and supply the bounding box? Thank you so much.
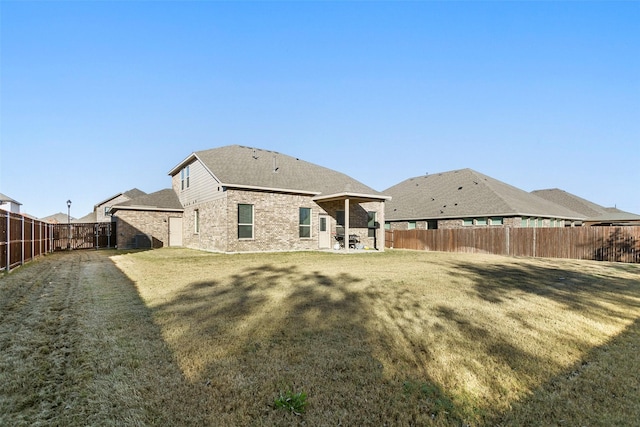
[53,222,116,251]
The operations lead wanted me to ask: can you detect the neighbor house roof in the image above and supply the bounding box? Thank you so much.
[94,188,147,208]
[0,193,21,205]
[384,168,585,221]
[73,212,97,223]
[40,213,71,223]
[532,189,640,224]
[110,188,184,213]
[168,145,389,201]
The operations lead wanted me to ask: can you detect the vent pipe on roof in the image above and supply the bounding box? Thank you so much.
[273,154,279,173]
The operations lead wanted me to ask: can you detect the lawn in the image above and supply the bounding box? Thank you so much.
[1,248,638,426]
[112,248,640,426]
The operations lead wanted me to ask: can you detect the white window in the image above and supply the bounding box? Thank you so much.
[299,207,311,238]
[476,217,487,226]
[463,218,473,227]
[181,166,190,190]
[408,221,416,230]
[490,217,503,226]
[238,204,253,239]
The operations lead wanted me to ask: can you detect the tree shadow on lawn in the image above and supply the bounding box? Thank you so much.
[493,316,640,426]
[148,257,640,426]
[449,258,640,322]
[151,262,465,426]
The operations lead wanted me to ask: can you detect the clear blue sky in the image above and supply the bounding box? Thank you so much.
[1,1,638,219]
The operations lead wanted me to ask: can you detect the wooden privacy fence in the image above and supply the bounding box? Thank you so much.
[385,226,640,263]
[1,211,54,271]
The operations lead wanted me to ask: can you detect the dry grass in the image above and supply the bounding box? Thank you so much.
[1,248,638,426]
[110,248,640,426]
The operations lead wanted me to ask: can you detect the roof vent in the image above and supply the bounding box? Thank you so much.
[458,186,463,190]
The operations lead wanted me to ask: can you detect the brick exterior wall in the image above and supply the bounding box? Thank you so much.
[114,210,178,249]
[182,188,386,253]
[182,197,229,252]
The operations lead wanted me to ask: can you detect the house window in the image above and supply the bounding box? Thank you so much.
[194,209,200,234]
[104,206,111,216]
[408,221,416,230]
[181,166,190,190]
[385,222,390,230]
[238,204,253,239]
[367,211,377,238]
[521,217,529,227]
[476,217,487,226]
[490,217,503,226]
[299,207,311,238]
[427,220,438,230]
[463,218,474,227]
[336,210,345,226]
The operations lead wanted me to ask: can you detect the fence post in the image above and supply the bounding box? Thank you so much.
[532,227,537,258]
[21,215,25,267]
[505,227,510,256]
[5,213,9,271]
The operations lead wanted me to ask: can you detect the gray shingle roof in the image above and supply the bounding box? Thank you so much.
[95,188,147,207]
[533,188,640,221]
[384,169,585,221]
[112,188,183,211]
[0,193,21,205]
[171,145,386,200]
[40,212,73,223]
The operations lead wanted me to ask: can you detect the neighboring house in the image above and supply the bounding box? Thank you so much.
[91,188,147,223]
[0,193,22,214]
[73,212,97,223]
[40,212,73,224]
[384,168,584,230]
[110,189,184,249]
[532,189,640,226]
[167,145,390,253]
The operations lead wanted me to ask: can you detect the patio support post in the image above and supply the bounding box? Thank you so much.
[345,198,350,253]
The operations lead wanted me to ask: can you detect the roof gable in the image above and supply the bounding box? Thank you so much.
[170,145,386,199]
[0,193,21,205]
[385,169,584,221]
[112,188,183,212]
[95,188,147,207]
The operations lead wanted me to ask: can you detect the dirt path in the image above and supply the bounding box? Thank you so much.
[0,251,209,426]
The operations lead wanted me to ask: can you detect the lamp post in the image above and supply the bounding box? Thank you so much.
[67,200,72,249]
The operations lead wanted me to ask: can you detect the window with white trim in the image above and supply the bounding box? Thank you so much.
[299,207,311,238]
[490,217,503,226]
[238,204,253,239]
[181,165,190,190]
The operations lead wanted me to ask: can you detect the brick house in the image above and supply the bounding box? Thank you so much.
[532,188,640,226]
[110,189,184,249]
[384,168,584,230]
[167,145,390,253]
